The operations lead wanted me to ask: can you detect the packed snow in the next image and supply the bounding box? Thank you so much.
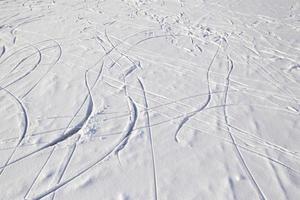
[0,0,299,199]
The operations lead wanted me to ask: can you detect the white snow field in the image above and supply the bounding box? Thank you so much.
[0,0,299,199]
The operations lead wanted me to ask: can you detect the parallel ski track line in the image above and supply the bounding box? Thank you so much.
[0,62,103,170]
[250,112,289,200]
[103,79,300,162]
[0,6,298,198]
[0,45,42,90]
[21,40,62,98]
[174,45,220,142]
[30,96,137,200]
[24,147,55,200]
[102,81,300,174]
[138,78,158,200]
[0,87,28,177]
[49,69,98,200]
[0,30,165,169]
[24,64,103,199]
[223,56,266,200]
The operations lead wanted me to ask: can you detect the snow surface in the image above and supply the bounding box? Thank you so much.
[0,0,300,199]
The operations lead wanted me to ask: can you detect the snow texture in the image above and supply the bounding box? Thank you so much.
[0,0,299,199]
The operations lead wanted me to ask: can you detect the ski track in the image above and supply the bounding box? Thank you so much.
[174,44,219,143]
[48,69,96,200]
[138,77,158,200]
[222,57,266,200]
[0,86,28,177]
[0,0,299,199]
[30,96,138,200]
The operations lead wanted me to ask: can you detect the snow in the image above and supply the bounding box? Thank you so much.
[0,0,299,199]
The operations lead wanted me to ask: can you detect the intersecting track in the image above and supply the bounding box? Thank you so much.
[30,96,137,200]
[0,0,299,199]
[174,44,220,143]
[0,86,28,176]
[223,56,266,200]
[138,77,158,200]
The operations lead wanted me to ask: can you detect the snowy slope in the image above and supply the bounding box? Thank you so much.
[0,0,299,199]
